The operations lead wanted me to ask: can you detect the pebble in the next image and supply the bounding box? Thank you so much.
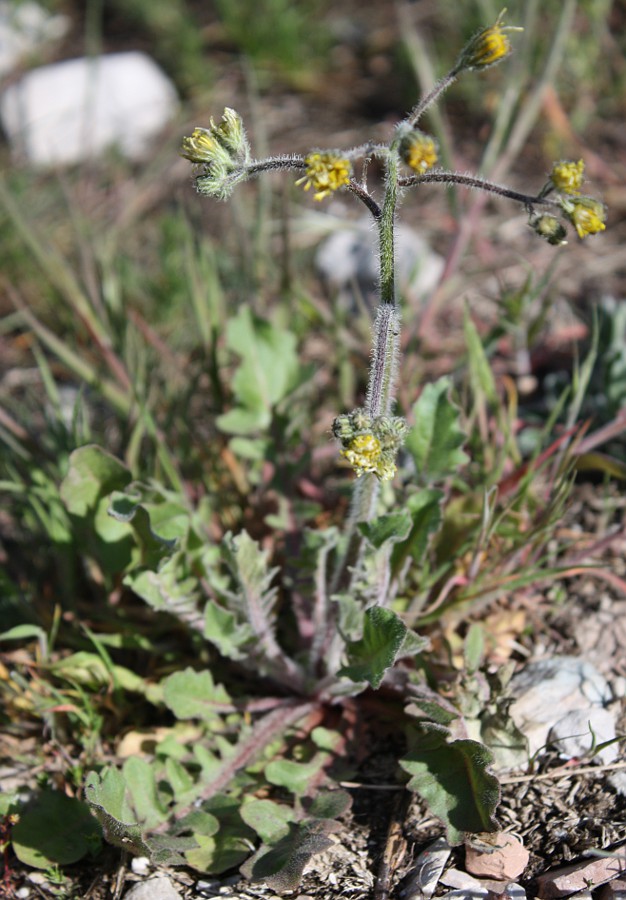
[131,856,152,876]
[465,833,529,881]
[536,855,626,898]
[0,51,179,166]
[123,875,183,900]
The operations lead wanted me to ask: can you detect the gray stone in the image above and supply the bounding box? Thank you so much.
[315,217,444,309]
[508,656,615,761]
[0,51,179,166]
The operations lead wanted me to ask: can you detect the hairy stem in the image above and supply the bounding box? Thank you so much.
[399,169,561,209]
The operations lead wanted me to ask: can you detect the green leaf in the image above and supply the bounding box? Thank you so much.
[357,511,412,549]
[306,789,352,820]
[108,492,177,568]
[406,378,469,481]
[339,607,407,688]
[60,445,131,517]
[216,307,300,435]
[183,795,255,874]
[122,757,169,830]
[184,833,253,874]
[463,309,498,406]
[163,667,232,723]
[265,754,329,796]
[390,489,443,575]
[240,822,334,891]
[464,623,485,674]
[400,726,500,843]
[0,624,46,643]
[203,599,255,660]
[241,799,294,843]
[125,553,200,622]
[11,790,101,868]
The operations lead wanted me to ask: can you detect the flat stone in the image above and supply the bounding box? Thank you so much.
[465,834,529,882]
[123,876,182,900]
[0,51,179,166]
[536,856,626,898]
[402,837,452,899]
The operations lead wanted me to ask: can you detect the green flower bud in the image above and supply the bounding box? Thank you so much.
[528,213,568,246]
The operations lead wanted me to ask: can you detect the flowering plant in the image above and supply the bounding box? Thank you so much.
[80,10,608,892]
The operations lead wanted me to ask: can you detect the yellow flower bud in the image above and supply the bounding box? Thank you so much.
[400,131,438,174]
[459,10,521,71]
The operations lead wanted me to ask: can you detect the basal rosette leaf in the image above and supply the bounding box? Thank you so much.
[400,724,500,843]
[163,667,233,726]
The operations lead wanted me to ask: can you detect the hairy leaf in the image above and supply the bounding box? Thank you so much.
[463,310,498,406]
[391,489,443,575]
[240,821,334,891]
[60,445,131,517]
[108,492,177,568]
[339,607,407,688]
[163,667,232,724]
[203,599,255,659]
[406,378,468,481]
[358,511,412,549]
[400,726,500,843]
[216,307,301,435]
[265,754,330,796]
[85,768,148,855]
[241,799,294,843]
[11,790,101,868]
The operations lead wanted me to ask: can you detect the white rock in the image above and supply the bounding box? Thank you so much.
[508,656,615,761]
[0,1,69,77]
[0,51,179,166]
[548,707,618,765]
[123,875,182,900]
[130,855,151,876]
[315,217,444,307]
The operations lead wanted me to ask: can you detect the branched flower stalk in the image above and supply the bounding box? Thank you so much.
[181,9,607,641]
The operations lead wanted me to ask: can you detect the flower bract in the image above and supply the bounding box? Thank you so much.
[297,152,352,201]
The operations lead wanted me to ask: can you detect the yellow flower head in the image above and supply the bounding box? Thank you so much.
[550,159,585,195]
[341,434,382,477]
[460,10,521,70]
[297,152,352,201]
[180,127,222,165]
[400,131,438,174]
[564,197,607,239]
